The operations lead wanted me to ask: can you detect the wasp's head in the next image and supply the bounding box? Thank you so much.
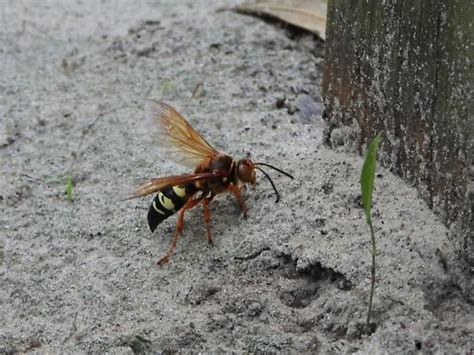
[237,160,294,203]
[236,159,257,184]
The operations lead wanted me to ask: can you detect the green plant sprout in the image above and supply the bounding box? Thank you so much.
[160,79,174,94]
[65,176,74,202]
[360,133,382,327]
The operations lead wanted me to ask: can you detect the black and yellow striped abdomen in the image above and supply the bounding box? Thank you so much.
[147,184,197,232]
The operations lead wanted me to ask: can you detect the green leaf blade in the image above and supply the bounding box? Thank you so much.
[360,134,382,224]
[65,176,74,203]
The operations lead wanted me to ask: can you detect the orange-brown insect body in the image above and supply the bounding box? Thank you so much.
[194,155,256,193]
[128,101,291,265]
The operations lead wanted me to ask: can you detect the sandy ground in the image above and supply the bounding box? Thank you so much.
[1,0,472,353]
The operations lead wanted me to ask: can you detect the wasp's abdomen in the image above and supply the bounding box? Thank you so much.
[147,184,196,232]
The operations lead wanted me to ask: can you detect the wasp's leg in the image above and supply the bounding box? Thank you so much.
[228,183,248,219]
[157,197,203,266]
[202,194,215,245]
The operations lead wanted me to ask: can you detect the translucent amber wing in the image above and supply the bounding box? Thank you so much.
[147,100,220,168]
[126,172,218,199]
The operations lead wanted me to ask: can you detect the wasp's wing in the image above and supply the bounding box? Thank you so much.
[147,100,220,168]
[126,172,218,199]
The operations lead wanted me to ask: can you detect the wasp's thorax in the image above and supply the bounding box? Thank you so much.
[236,159,256,184]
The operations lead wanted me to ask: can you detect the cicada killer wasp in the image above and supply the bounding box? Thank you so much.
[127,101,293,265]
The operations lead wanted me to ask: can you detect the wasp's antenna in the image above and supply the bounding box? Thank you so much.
[255,166,281,203]
[255,163,294,180]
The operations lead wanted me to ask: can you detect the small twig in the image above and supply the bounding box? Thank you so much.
[183,82,204,112]
[19,174,43,184]
[234,247,270,261]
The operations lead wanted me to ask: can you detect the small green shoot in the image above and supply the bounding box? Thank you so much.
[360,133,381,328]
[160,79,174,94]
[65,176,74,202]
